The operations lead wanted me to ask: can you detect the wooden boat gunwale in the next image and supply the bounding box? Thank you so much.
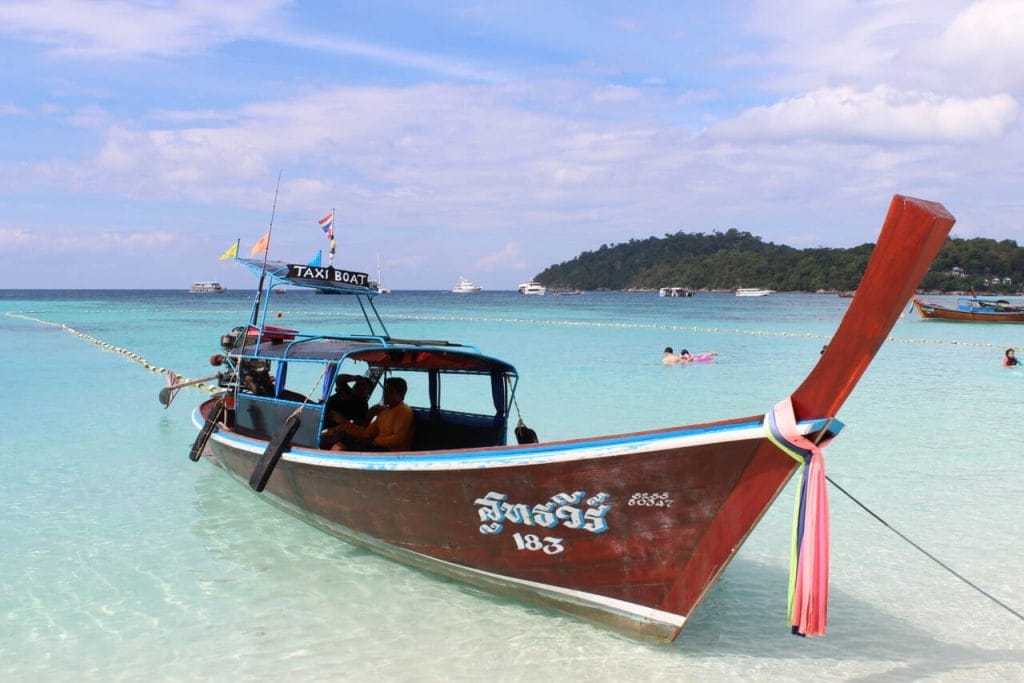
[195,406,839,470]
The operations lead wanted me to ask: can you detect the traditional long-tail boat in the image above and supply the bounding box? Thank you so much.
[912,295,1024,322]
[185,195,954,641]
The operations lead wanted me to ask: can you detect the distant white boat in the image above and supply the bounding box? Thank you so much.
[659,287,694,298]
[735,287,773,297]
[190,281,226,293]
[452,276,482,294]
[517,281,546,296]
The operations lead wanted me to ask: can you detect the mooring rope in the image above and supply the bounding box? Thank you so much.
[827,475,1024,624]
[5,312,219,396]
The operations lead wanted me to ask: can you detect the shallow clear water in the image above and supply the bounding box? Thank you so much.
[1,290,1022,681]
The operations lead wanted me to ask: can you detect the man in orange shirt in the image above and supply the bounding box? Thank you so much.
[328,377,415,452]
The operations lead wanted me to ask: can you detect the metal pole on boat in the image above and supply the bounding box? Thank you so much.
[328,206,336,267]
[251,171,282,329]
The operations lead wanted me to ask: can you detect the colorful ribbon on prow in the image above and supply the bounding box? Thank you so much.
[765,397,832,637]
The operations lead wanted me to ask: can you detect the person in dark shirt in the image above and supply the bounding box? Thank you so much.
[321,374,375,450]
[326,374,374,425]
[1004,348,1019,367]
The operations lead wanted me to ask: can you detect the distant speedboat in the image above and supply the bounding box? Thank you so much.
[518,281,546,295]
[190,281,226,294]
[735,287,773,297]
[452,276,482,294]
[912,295,1024,322]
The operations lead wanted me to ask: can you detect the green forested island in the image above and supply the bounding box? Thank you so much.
[535,229,1024,294]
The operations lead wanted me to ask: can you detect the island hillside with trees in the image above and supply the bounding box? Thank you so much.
[533,229,1024,294]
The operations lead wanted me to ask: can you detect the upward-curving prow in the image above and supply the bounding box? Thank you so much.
[791,195,955,422]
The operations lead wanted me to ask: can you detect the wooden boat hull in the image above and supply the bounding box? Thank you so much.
[912,298,1024,322]
[186,195,957,640]
[198,412,810,640]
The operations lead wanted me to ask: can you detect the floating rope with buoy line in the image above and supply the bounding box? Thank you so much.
[5,312,222,400]
[9,310,1017,374]
[388,312,1022,350]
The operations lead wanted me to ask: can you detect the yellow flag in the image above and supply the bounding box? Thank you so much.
[250,231,270,257]
[218,242,238,261]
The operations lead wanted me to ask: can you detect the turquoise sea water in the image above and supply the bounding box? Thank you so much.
[1,289,1022,682]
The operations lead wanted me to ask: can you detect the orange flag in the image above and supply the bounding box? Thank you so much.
[250,230,270,256]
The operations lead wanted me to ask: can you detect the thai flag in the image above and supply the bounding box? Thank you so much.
[318,212,334,239]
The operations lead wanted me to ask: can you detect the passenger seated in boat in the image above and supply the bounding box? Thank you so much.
[327,377,415,452]
[1004,348,1019,367]
[662,347,679,365]
[325,374,374,426]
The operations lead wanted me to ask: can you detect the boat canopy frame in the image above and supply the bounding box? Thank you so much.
[226,257,521,426]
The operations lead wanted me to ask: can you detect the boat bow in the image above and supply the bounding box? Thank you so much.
[791,196,954,421]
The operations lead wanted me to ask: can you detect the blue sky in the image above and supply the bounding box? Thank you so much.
[2,1,1022,289]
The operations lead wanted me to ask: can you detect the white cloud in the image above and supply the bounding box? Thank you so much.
[268,30,508,83]
[0,227,177,252]
[740,0,1024,96]
[0,228,36,248]
[0,0,288,58]
[37,76,1018,267]
[0,0,505,82]
[711,86,1019,143]
[930,0,1024,92]
[0,103,31,115]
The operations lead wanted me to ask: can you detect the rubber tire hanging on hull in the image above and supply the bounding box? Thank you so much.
[249,413,302,492]
[189,398,226,462]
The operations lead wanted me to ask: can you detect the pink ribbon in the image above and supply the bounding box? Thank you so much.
[766,398,832,637]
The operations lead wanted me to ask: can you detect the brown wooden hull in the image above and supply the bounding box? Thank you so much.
[200,415,800,640]
[913,298,1024,322]
[188,195,957,640]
